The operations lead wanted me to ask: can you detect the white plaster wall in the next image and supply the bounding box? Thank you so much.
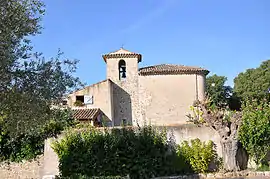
[166,125,222,157]
[139,74,206,126]
[68,79,113,121]
[197,74,206,101]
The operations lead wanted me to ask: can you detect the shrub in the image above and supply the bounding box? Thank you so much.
[56,175,129,179]
[177,138,218,173]
[0,108,75,162]
[52,126,192,179]
[239,100,270,167]
[74,100,84,107]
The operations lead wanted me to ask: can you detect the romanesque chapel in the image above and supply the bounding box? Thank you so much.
[67,48,209,127]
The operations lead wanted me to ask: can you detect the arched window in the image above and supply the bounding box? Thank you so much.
[118,60,126,80]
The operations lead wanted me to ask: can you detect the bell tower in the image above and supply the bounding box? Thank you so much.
[102,48,142,126]
[102,47,142,82]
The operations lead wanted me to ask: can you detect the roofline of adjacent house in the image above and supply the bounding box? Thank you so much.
[138,70,210,76]
[138,64,210,76]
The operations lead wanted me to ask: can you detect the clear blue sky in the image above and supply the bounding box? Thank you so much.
[31,0,270,86]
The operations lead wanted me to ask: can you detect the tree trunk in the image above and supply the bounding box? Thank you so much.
[221,138,248,171]
[221,138,240,171]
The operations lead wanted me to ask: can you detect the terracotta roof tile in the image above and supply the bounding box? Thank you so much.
[139,64,209,76]
[72,108,100,120]
[102,48,142,62]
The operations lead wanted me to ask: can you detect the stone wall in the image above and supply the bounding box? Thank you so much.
[154,171,270,179]
[0,155,43,179]
[166,124,222,156]
[139,74,206,126]
[2,124,267,178]
[42,138,60,178]
[111,82,132,126]
[40,124,222,178]
[106,57,141,126]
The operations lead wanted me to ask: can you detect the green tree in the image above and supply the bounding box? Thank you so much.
[234,60,270,102]
[239,100,270,168]
[0,0,82,136]
[206,74,232,108]
[0,0,44,91]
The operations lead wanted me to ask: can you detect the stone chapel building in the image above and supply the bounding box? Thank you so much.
[67,48,209,127]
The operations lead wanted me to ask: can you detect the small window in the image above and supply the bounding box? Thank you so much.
[122,119,127,126]
[76,95,84,103]
[118,60,126,80]
[74,95,85,106]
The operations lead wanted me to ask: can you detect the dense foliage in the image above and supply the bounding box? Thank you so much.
[0,0,82,136]
[239,100,270,167]
[0,109,76,162]
[206,75,232,108]
[234,60,270,102]
[56,176,129,179]
[52,126,194,179]
[0,0,81,163]
[177,139,219,173]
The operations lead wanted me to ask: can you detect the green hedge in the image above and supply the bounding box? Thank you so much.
[52,126,193,179]
[56,175,129,179]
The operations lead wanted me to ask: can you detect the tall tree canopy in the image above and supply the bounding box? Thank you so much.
[0,0,44,91]
[0,0,81,135]
[206,74,232,108]
[234,60,270,102]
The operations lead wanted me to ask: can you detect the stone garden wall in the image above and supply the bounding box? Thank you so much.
[0,155,43,179]
[0,124,266,179]
[40,124,222,178]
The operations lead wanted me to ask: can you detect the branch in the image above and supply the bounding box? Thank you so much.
[189,98,242,139]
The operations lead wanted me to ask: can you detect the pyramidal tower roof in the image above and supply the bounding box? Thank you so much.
[102,48,142,62]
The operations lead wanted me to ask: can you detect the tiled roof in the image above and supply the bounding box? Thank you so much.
[72,108,100,120]
[139,64,209,76]
[102,48,142,62]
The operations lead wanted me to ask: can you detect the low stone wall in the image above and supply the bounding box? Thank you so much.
[165,124,222,157]
[154,171,270,179]
[42,138,60,178]
[0,155,43,179]
[0,124,266,178]
[41,124,222,177]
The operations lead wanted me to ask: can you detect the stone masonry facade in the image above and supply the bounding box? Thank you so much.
[67,48,209,127]
[0,155,43,179]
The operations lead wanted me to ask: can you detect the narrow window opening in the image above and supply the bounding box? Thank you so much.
[118,60,126,80]
[122,119,127,126]
[76,95,84,103]
[74,95,84,106]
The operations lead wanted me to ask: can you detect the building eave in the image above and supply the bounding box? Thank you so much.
[102,54,142,63]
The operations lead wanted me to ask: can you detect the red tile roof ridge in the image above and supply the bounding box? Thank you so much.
[139,64,209,76]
